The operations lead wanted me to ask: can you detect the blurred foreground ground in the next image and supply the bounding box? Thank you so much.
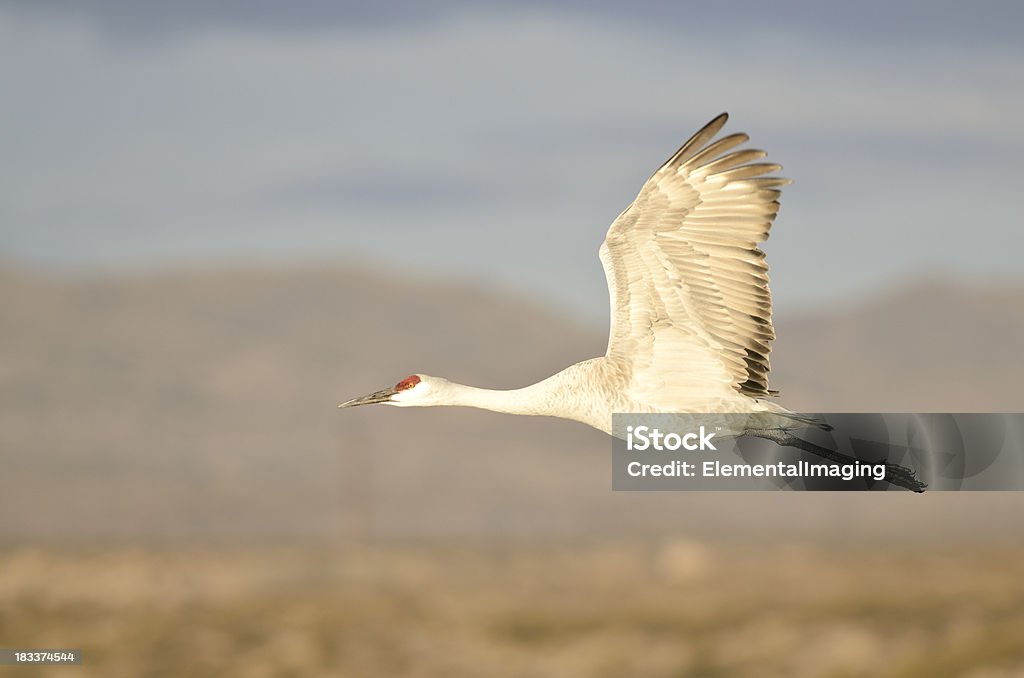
[3,539,1024,678]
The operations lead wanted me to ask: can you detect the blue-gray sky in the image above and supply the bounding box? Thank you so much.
[2,1,1022,318]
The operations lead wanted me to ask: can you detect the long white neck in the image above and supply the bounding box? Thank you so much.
[443,380,558,417]
[409,361,608,432]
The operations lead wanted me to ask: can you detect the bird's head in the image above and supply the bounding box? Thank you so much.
[338,374,447,409]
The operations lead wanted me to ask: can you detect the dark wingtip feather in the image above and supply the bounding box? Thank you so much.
[663,113,731,170]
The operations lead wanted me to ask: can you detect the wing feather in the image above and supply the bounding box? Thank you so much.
[685,133,750,166]
[601,113,789,406]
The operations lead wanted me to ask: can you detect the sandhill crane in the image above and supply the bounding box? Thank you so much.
[340,113,925,492]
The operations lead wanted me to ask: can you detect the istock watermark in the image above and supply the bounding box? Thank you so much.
[611,413,1024,491]
[625,424,718,451]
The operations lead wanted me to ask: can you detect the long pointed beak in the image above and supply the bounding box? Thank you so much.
[338,386,398,408]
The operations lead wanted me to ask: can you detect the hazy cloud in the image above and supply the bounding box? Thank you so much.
[6,0,1024,47]
[2,4,1022,318]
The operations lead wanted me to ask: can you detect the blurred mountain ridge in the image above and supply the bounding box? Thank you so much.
[2,264,1023,541]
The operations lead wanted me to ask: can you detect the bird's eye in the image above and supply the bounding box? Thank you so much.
[396,375,421,391]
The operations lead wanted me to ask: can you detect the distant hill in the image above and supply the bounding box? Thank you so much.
[771,277,1024,411]
[2,265,1023,541]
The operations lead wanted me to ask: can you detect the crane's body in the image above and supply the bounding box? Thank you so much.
[340,113,926,491]
[376,359,803,438]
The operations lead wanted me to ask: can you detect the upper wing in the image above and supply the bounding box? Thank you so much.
[600,113,788,407]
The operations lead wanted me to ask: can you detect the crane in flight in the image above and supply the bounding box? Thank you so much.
[339,113,925,492]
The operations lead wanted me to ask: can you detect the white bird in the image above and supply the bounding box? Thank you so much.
[340,113,925,491]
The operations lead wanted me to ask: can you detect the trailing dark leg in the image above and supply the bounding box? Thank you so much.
[746,429,926,493]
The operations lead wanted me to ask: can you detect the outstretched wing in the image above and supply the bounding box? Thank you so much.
[600,113,788,408]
